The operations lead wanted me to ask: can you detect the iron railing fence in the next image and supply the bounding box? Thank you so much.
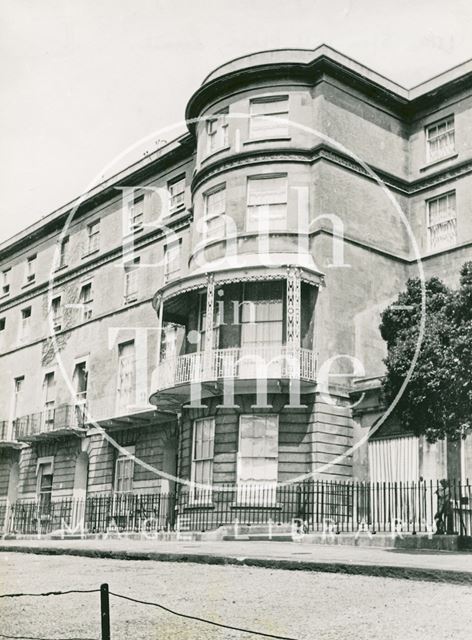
[2,479,471,536]
[6,492,176,535]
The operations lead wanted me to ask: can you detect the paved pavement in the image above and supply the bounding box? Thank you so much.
[1,537,472,583]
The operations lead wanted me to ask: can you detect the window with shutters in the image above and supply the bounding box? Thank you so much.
[164,241,181,283]
[37,458,54,515]
[58,236,69,269]
[237,415,278,504]
[25,255,37,284]
[116,341,136,414]
[196,292,220,352]
[191,418,215,502]
[203,185,226,240]
[73,361,88,403]
[114,445,135,494]
[51,296,62,331]
[86,220,100,254]
[124,258,140,304]
[427,192,457,251]
[249,96,289,139]
[128,194,144,232]
[79,282,93,320]
[246,175,288,232]
[168,176,186,211]
[1,268,11,296]
[19,307,31,342]
[43,372,56,428]
[13,376,24,421]
[206,109,229,155]
[240,281,284,351]
[426,116,455,163]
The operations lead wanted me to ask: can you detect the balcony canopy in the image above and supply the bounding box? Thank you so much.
[153,252,324,310]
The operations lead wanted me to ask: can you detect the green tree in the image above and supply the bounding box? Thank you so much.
[379,262,472,443]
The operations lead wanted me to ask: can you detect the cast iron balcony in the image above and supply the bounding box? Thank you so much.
[152,345,317,393]
[14,403,87,442]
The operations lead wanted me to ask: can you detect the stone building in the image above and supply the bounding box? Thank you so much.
[0,46,471,531]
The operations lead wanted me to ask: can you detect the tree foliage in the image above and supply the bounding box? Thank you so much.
[379,262,472,442]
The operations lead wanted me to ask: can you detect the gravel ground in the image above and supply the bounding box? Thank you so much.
[1,552,471,640]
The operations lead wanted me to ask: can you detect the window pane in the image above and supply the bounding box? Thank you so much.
[250,97,288,116]
[249,98,289,139]
[428,192,457,250]
[206,188,226,217]
[427,116,455,161]
[192,418,215,497]
[247,177,287,205]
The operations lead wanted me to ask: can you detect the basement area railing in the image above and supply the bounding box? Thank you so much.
[1,479,471,537]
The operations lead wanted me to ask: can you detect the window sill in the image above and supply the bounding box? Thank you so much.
[81,249,99,260]
[0,292,10,300]
[243,136,291,145]
[54,264,68,272]
[123,227,144,240]
[21,280,36,289]
[168,204,186,218]
[420,153,458,172]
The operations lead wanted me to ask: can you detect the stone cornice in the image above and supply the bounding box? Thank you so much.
[191,143,472,196]
[0,135,195,260]
[186,59,410,127]
[186,52,472,127]
[0,294,155,360]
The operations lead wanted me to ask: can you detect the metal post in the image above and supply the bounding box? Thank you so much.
[203,274,215,379]
[100,583,111,640]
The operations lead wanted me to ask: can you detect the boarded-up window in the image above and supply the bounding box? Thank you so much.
[249,96,289,139]
[237,415,278,504]
[246,175,287,231]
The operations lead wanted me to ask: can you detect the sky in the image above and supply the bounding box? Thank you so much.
[1,0,471,244]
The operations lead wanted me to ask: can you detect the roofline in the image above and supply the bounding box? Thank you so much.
[186,44,472,126]
[0,133,195,258]
[201,43,472,98]
[202,44,409,94]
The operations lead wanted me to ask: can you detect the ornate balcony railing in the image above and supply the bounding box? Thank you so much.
[153,346,317,392]
[14,403,87,441]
